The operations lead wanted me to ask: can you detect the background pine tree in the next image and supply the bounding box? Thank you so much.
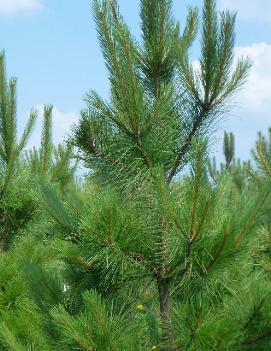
[207,131,250,190]
[25,105,77,192]
[0,53,77,351]
[0,52,37,251]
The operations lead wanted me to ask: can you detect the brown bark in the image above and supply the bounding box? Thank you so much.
[157,277,175,350]
[0,224,9,251]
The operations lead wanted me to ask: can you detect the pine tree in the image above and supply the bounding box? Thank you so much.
[0,55,77,350]
[26,105,77,192]
[71,0,252,345]
[0,53,53,350]
[249,128,271,184]
[208,131,250,189]
[32,1,271,350]
[0,52,37,251]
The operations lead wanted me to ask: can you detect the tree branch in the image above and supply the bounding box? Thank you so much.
[167,106,209,183]
[239,329,271,346]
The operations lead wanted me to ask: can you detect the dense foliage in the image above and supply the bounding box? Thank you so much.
[1,1,271,350]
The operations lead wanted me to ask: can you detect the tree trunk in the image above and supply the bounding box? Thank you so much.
[157,277,174,350]
[0,218,9,251]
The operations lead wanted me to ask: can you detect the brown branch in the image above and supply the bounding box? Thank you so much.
[135,136,153,169]
[239,329,271,346]
[167,106,209,183]
[206,229,230,272]
[155,216,173,346]
[189,162,203,239]
[171,197,212,279]
[232,191,269,249]
[157,178,186,237]
[242,297,266,332]
[185,306,203,350]
[126,251,154,272]
[194,196,212,239]
[0,220,9,252]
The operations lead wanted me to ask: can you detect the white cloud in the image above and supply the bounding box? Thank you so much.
[0,0,43,15]
[52,107,78,142]
[217,0,271,22]
[27,106,78,148]
[213,42,271,160]
[234,42,271,117]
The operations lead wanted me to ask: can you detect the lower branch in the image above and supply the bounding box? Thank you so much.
[239,329,271,346]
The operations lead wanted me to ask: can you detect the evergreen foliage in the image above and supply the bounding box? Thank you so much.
[26,105,77,192]
[208,131,250,189]
[73,0,251,187]
[0,1,271,351]
[0,52,37,251]
[249,128,271,184]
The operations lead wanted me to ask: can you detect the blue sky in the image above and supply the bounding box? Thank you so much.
[0,0,271,161]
